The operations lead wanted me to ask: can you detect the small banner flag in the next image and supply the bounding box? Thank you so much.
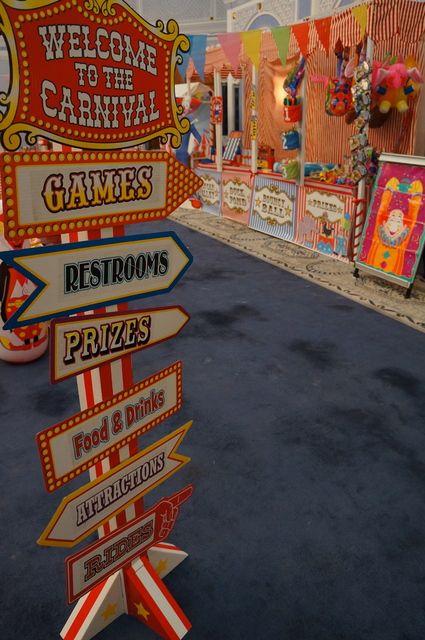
[189,35,207,80]
[271,25,290,67]
[314,16,332,53]
[352,4,368,39]
[217,32,241,72]
[291,22,310,59]
[240,30,263,69]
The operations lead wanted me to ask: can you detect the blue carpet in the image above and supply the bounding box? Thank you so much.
[1,219,425,640]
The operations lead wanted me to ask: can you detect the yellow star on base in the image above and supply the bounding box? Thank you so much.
[154,559,168,576]
[134,601,150,620]
[101,602,118,621]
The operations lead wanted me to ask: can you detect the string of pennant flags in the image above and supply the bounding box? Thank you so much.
[179,0,425,78]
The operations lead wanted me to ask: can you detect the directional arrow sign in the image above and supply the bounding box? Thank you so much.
[1,150,203,241]
[36,361,182,492]
[0,232,192,329]
[38,422,192,548]
[66,484,193,604]
[50,306,190,384]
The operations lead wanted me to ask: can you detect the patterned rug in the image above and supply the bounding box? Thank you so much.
[170,206,425,334]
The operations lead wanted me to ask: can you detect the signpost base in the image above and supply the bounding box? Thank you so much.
[61,545,190,640]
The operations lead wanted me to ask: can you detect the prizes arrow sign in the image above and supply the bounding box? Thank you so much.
[0,231,192,329]
[38,422,192,548]
[66,484,193,604]
[50,306,190,384]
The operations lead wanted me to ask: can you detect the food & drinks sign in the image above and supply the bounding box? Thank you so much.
[0,0,190,151]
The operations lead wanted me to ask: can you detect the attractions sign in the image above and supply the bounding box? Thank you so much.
[0,150,203,241]
[66,484,193,603]
[36,361,183,492]
[0,231,192,328]
[0,0,190,151]
[38,422,192,547]
[50,306,190,383]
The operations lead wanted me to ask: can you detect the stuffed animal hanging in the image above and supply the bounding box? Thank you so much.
[325,39,353,116]
[372,56,423,113]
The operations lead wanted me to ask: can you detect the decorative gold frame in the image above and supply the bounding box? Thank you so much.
[0,0,190,150]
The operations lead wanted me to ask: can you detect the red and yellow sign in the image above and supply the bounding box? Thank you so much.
[0,149,203,240]
[36,361,183,492]
[0,0,189,150]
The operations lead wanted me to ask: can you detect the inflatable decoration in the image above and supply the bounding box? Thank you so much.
[0,218,48,363]
[372,57,423,114]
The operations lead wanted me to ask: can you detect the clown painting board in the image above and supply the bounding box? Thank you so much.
[355,153,425,289]
[249,174,297,241]
[0,150,202,241]
[0,232,192,328]
[0,0,189,151]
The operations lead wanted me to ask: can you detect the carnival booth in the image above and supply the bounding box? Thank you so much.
[189,0,425,268]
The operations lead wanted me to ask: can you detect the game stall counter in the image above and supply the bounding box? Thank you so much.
[221,165,254,225]
[249,171,298,242]
[188,0,425,273]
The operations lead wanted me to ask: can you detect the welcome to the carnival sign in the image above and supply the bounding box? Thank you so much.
[0,0,190,151]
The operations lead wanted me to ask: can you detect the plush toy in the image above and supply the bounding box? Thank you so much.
[372,57,423,113]
[326,77,353,116]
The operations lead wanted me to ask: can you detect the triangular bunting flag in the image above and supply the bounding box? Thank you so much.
[314,16,331,53]
[291,22,310,58]
[271,25,290,67]
[189,35,207,80]
[240,30,263,69]
[217,32,241,72]
[352,4,368,39]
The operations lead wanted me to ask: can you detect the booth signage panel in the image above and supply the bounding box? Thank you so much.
[249,174,297,241]
[295,181,356,261]
[195,168,221,216]
[38,423,192,547]
[0,232,192,328]
[356,157,425,287]
[36,361,182,492]
[222,171,253,225]
[1,150,203,241]
[0,0,189,151]
[66,484,193,603]
[50,305,190,383]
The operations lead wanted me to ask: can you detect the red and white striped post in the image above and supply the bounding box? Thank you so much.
[53,136,190,640]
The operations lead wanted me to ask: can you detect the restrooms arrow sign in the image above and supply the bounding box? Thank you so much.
[0,231,192,328]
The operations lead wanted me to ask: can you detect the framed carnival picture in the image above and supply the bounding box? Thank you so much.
[355,153,425,293]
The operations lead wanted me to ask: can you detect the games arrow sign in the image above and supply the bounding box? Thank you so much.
[66,484,193,604]
[50,306,190,384]
[38,423,192,548]
[1,150,203,241]
[0,232,192,329]
[36,361,182,492]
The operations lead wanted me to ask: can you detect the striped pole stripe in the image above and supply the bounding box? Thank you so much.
[61,572,126,640]
[125,556,191,640]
